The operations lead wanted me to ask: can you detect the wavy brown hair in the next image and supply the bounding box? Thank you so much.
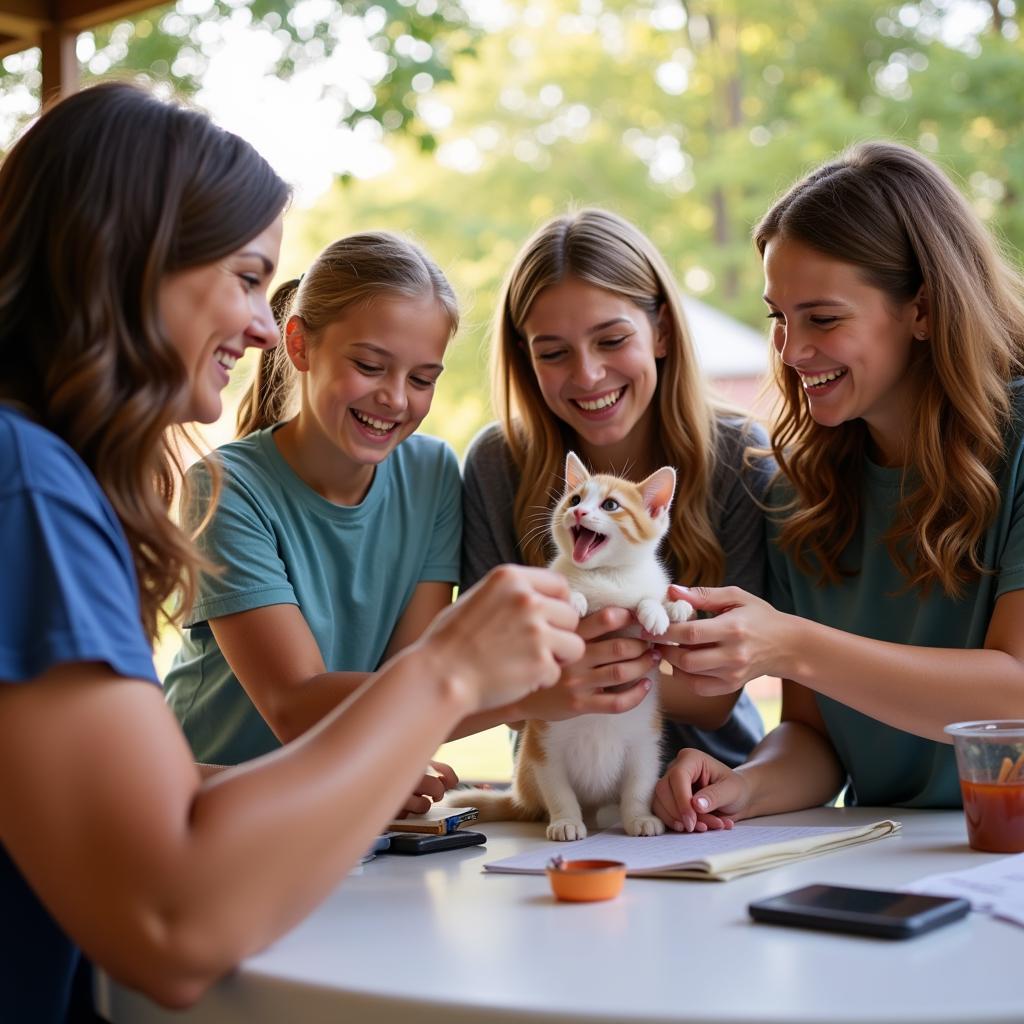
[757,141,1024,596]
[236,232,458,437]
[494,207,735,585]
[0,82,289,638]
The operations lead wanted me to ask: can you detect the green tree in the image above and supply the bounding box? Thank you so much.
[1,0,478,151]
[284,0,1022,454]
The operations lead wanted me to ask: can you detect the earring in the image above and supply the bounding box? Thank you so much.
[915,332,928,341]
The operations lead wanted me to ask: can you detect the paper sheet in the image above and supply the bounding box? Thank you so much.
[905,852,1024,927]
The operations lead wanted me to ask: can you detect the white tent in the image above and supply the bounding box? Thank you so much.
[680,293,769,380]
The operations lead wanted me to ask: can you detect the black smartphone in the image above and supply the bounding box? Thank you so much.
[748,883,970,939]
[383,830,487,856]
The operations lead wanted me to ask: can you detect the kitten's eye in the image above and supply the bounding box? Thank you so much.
[568,494,581,507]
[601,498,619,511]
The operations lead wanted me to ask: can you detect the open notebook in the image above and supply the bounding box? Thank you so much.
[484,819,901,882]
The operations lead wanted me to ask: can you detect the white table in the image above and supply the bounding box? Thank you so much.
[96,807,1023,1024]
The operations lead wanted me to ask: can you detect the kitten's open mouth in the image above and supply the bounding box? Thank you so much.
[571,525,607,563]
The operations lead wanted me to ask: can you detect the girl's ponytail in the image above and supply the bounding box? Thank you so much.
[236,278,300,437]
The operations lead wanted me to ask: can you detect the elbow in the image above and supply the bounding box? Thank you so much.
[102,910,245,1010]
[105,957,226,1012]
[262,696,312,746]
[111,966,221,1015]
[708,710,733,731]
[700,700,734,731]
[685,698,734,732]
[133,974,217,1012]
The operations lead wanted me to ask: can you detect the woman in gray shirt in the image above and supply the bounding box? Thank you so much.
[463,208,771,769]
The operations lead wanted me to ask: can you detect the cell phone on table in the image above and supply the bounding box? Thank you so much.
[382,830,486,855]
[748,884,970,939]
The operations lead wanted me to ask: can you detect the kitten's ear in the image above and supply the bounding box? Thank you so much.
[640,466,676,517]
[564,451,589,490]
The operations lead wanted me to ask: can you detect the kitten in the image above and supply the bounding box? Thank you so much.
[450,452,693,841]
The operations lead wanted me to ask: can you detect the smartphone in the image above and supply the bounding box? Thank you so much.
[382,830,487,856]
[748,883,970,939]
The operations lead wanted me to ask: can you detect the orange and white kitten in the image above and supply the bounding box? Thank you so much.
[451,452,693,841]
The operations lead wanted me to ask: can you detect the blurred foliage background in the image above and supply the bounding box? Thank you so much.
[4,0,1021,776]
[4,0,1023,455]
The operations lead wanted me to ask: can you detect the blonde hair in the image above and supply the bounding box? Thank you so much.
[757,141,1024,596]
[237,231,459,436]
[493,207,733,584]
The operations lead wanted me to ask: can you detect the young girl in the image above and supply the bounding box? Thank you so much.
[652,141,1024,831]
[0,83,582,1022]
[462,208,771,765]
[164,234,464,785]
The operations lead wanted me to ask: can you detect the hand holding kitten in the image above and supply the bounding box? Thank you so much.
[418,565,585,713]
[652,584,792,695]
[508,606,659,723]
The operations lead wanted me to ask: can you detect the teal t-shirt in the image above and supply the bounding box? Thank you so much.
[164,427,461,764]
[768,384,1024,808]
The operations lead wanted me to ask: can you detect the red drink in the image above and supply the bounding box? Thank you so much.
[959,779,1024,853]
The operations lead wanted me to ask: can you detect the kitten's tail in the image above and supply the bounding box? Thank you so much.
[447,788,542,823]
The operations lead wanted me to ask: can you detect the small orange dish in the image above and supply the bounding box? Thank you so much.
[546,858,627,902]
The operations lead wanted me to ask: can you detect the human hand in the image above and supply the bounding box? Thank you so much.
[512,606,661,722]
[394,760,459,818]
[420,565,585,713]
[652,748,751,832]
[650,585,791,696]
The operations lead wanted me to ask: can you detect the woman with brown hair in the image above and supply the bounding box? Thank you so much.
[463,208,771,769]
[653,141,1024,830]
[0,83,583,1022]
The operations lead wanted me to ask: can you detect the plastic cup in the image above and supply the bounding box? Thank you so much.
[945,720,1024,853]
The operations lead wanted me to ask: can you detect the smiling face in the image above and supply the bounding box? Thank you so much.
[522,276,667,472]
[763,236,928,465]
[158,216,283,424]
[289,292,450,482]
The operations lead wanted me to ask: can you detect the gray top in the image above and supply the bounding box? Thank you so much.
[462,418,772,768]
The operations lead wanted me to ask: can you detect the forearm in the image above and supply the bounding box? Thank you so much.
[780,616,1024,742]
[448,702,521,740]
[735,720,846,819]
[136,649,472,1001]
[9,564,580,1009]
[659,664,737,730]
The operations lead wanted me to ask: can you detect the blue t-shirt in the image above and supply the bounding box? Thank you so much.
[164,426,462,764]
[0,406,158,1023]
[768,382,1024,807]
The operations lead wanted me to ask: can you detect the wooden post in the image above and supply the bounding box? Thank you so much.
[40,24,78,102]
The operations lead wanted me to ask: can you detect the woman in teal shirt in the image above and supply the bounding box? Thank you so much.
[652,141,1024,829]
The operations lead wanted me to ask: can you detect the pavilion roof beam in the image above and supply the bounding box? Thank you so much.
[54,0,167,32]
[0,0,163,99]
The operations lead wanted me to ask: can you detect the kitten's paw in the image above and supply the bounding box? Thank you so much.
[636,598,669,636]
[547,819,588,841]
[569,591,589,618]
[666,599,694,623]
[624,815,666,837]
